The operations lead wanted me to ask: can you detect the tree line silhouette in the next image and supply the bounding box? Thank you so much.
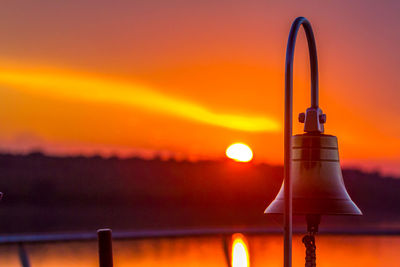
[0,152,398,234]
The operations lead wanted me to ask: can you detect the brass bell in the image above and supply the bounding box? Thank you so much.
[265,133,362,216]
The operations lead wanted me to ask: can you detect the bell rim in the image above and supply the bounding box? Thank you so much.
[264,198,363,216]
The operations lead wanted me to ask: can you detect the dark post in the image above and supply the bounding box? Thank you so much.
[18,243,31,267]
[97,229,114,267]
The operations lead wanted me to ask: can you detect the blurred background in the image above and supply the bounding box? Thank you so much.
[0,0,399,266]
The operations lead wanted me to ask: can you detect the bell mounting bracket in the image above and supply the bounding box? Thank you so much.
[299,107,326,133]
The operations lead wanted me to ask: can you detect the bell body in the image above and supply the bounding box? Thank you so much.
[265,134,362,215]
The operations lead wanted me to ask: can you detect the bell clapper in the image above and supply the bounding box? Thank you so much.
[306,214,321,234]
[302,214,321,267]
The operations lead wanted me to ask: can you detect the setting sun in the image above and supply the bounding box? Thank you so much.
[226,143,253,162]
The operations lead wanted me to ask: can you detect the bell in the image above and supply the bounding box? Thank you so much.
[265,133,362,215]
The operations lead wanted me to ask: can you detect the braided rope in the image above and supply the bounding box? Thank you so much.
[302,234,316,267]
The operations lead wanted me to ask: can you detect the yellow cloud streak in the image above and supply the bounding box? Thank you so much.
[0,68,280,132]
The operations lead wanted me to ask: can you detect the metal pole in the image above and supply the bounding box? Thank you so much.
[284,17,319,267]
[18,243,31,267]
[98,229,114,267]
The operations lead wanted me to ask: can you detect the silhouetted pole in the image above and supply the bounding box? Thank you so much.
[97,229,113,267]
[283,17,319,267]
[18,243,31,267]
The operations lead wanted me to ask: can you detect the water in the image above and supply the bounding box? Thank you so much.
[0,234,399,267]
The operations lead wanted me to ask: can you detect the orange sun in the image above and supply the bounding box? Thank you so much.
[226,143,253,162]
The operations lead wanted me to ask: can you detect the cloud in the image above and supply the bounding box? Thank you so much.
[0,67,280,132]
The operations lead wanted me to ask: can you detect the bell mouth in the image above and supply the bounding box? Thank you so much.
[264,198,362,216]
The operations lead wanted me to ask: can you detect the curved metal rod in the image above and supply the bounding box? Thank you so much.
[286,17,319,108]
[283,17,319,267]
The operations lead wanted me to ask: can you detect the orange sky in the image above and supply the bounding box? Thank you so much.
[0,1,399,175]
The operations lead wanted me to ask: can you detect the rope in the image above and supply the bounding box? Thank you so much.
[302,234,316,267]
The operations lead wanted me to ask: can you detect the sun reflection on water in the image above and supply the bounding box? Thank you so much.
[231,233,250,267]
[0,235,399,266]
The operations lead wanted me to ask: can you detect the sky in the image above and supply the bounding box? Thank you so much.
[0,0,399,175]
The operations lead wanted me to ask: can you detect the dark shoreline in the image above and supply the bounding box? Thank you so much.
[0,153,399,235]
